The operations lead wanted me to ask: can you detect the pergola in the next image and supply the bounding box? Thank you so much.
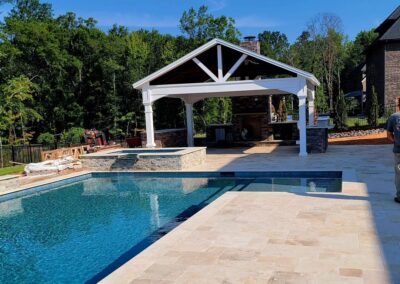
[133,38,320,156]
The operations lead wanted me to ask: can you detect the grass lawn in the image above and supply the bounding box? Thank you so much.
[345,117,387,128]
[0,165,24,176]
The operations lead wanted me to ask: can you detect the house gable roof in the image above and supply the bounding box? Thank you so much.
[380,17,400,41]
[375,6,400,41]
[132,38,320,89]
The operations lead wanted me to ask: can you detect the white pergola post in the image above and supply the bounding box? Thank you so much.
[185,102,194,147]
[143,86,156,148]
[144,103,156,148]
[298,86,308,157]
[308,89,316,127]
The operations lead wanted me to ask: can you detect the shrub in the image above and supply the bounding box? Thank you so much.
[334,91,348,130]
[37,132,55,145]
[61,127,85,145]
[367,87,379,127]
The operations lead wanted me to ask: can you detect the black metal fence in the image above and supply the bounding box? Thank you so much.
[0,144,50,168]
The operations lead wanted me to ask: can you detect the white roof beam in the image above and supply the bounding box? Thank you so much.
[217,45,223,81]
[192,57,219,82]
[223,54,248,81]
[148,77,304,97]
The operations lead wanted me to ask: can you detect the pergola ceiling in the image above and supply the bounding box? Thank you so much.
[150,45,296,85]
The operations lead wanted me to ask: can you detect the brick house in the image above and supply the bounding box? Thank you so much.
[366,6,400,110]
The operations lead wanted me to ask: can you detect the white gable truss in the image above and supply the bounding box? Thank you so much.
[133,38,320,156]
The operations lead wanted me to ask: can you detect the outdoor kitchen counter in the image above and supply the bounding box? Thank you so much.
[307,126,330,153]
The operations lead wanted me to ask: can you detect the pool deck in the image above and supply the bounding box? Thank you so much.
[102,145,400,284]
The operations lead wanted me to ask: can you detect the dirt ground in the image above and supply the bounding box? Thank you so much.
[329,132,391,145]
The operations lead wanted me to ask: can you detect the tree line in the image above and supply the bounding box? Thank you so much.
[0,0,378,145]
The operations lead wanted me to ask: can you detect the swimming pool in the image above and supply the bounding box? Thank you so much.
[0,172,341,283]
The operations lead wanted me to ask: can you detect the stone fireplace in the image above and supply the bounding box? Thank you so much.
[232,96,273,141]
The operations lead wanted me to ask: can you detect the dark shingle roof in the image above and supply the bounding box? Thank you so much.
[375,6,400,41]
[380,17,400,40]
[388,5,400,20]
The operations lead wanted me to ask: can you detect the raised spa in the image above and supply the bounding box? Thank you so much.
[80,147,206,171]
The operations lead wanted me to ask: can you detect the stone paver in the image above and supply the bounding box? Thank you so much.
[100,146,400,283]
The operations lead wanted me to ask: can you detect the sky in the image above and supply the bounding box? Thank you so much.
[1,0,399,42]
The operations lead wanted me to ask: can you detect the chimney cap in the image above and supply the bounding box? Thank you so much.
[243,36,257,42]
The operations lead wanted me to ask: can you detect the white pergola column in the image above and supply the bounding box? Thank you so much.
[308,89,316,127]
[185,102,194,147]
[144,103,156,148]
[298,87,308,157]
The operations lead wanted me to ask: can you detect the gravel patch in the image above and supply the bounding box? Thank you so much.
[329,128,386,139]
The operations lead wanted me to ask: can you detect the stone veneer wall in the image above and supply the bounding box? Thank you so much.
[307,128,328,153]
[81,148,206,171]
[140,128,187,148]
[384,42,400,106]
[232,114,272,141]
[231,96,272,141]
[232,96,269,114]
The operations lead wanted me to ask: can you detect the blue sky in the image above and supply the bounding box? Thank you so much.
[1,0,399,42]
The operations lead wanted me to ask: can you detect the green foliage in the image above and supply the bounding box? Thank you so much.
[0,75,42,144]
[179,5,240,44]
[334,91,347,130]
[37,132,55,145]
[203,98,232,125]
[61,127,85,145]
[341,29,378,93]
[367,87,379,127]
[258,31,290,61]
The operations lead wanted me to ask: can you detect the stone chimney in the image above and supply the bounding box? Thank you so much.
[240,36,260,54]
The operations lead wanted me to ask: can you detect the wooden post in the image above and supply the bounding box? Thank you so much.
[11,145,15,164]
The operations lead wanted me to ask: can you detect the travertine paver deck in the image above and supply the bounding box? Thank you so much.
[100,145,398,283]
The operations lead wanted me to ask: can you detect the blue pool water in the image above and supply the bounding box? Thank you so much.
[0,172,341,283]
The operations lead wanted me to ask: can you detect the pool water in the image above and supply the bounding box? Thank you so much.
[0,172,341,283]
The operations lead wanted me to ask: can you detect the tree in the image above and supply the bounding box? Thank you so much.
[334,90,347,130]
[179,5,240,44]
[0,76,42,143]
[6,0,52,21]
[341,29,378,93]
[307,13,345,112]
[367,87,379,127]
[258,31,290,62]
